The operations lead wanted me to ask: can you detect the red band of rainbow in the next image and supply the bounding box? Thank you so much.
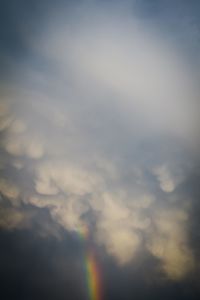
[78,225,103,300]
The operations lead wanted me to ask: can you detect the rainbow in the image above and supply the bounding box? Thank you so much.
[77,225,103,300]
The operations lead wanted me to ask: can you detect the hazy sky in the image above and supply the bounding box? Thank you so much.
[0,1,200,299]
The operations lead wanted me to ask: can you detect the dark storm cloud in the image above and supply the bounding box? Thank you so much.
[0,0,200,299]
[0,224,199,300]
[0,225,87,300]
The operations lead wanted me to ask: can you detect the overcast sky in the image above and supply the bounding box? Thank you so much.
[0,1,200,299]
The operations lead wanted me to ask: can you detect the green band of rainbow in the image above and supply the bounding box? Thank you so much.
[85,250,102,300]
[78,225,103,300]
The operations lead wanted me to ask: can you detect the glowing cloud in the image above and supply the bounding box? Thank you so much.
[0,1,199,281]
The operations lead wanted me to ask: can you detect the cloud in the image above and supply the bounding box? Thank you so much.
[0,179,20,203]
[4,135,44,158]
[34,161,102,196]
[152,163,187,193]
[0,206,29,230]
[147,208,194,280]
[0,1,199,281]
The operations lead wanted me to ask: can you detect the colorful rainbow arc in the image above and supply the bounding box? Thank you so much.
[78,225,103,300]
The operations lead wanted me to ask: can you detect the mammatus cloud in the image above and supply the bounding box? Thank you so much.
[147,208,194,280]
[0,178,20,201]
[0,206,26,229]
[152,163,187,193]
[0,3,199,281]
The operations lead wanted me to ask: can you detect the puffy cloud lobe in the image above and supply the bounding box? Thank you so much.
[0,4,198,280]
[0,179,20,203]
[152,164,187,193]
[34,161,103,196]
[147,209,194,280]
[5,136,44,158]
[0,206,30,230]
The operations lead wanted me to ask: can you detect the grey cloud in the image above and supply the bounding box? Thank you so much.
[0,2,199,281]
[0,203,33,230]
[147,208,194,280]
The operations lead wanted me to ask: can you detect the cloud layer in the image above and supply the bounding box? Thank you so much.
[0,2,199,281]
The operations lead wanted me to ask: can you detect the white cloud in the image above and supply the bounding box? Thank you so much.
[147,208,194,280]
[152,163,188,193]
[0,3,198,280]
[0,179,20,203]
[4,135,44,158]
[0,206,29,230]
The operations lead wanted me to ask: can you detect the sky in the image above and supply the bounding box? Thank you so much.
[0,0,200,299]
